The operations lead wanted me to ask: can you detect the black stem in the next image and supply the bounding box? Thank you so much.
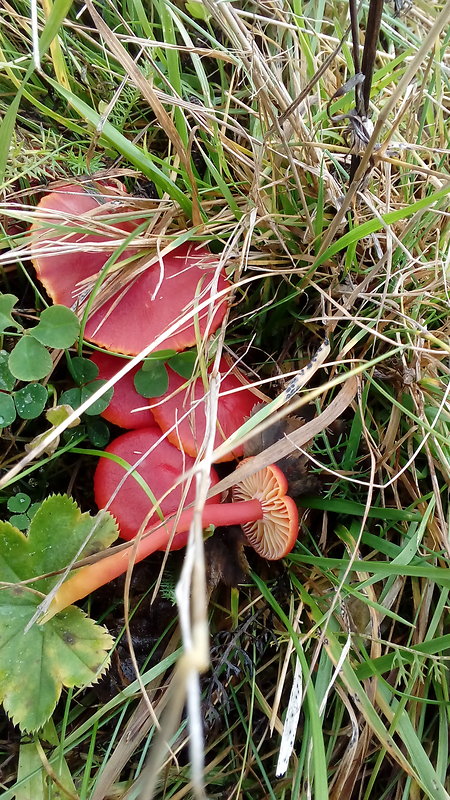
[361,0,385,116]
[349,0,385,183]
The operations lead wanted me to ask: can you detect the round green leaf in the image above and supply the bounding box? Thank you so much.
[8,336,53,381]
[86,418,110,447]
[134,361,169,398]
[14,383,48,420]
[168,351,198,379]
[59,388,82,410]
[81,380,114,416]
[0,392,16,426]
[8,514,30,531]
[62,426,85,445]
[31,305,80,349]
[0,350,15,392]
[0,294,20,334]
[69,356,99,386]
[28,502,42,520]
[7,493,31,513]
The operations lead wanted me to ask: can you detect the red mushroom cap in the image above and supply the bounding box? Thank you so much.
[82,242,229,355]
[231,460,299,559]
[150,358,260,462]
[93,425,220,545]
[31,182,141,309]
[90,350,156,429]
[31,184,230,355]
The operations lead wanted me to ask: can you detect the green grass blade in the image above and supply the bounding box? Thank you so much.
[46,78,193,215]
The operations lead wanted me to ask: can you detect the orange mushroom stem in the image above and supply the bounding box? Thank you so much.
[41,461,299,622]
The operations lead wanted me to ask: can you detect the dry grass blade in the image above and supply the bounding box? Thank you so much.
[319,0,450,252]
[208,376,358,497]
[2,0,450,796]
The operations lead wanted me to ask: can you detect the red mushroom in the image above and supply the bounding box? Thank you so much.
[31,181,141,309]
[93,425,221,542]
[149,357,264,462]
[89,350,156,429]
[31,183,230,355]
[41,452,299,620]
[90,350,267,455]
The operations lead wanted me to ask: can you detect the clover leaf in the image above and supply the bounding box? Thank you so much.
[0,350,15,391]
[0,294,20,334]
[168,350,198,379]
[31,306,80,349]
[14,383,48,419]
[0,495,118,732]
[8,336,53,381]
[134,359,169,398]
[0,392,16,427]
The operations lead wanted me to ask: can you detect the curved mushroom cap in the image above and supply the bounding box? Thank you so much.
[82,242,229,355]
[31,184,230,355]
[31,182,140,309]
[94,425,220,544]
[90,351,156,429]
[231,460,299,559]
[150,358,259,462]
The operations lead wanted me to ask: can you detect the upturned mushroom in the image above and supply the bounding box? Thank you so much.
[93,425,221,542]
[41,446,299,620]
[31,182,230,355]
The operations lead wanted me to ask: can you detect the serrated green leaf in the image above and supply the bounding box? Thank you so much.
[134,361,169,398]
[14,384,48,420]
[0,497,117,591]
[168,350,198,379]
[31,306,80,349]
[7,493,31,513]
[69,356,99,386]
[0,392,16,426]
[80,380,114,416]
[0,495,118,732]
[0,350,15,392]
[8,337,53,381]
[0,600,113,732]
[0,294,20,334]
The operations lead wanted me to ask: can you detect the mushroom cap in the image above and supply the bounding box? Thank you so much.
[150,358,259,462]
[94,425,220,545]
[31,182,140,309]
[90,350,156,429]
[32,184,230,355]
[231,460,299,559]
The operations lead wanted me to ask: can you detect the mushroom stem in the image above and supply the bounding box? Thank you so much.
[40,499,263,622]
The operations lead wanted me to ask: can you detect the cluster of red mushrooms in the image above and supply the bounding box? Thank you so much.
[30,180,301,616]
